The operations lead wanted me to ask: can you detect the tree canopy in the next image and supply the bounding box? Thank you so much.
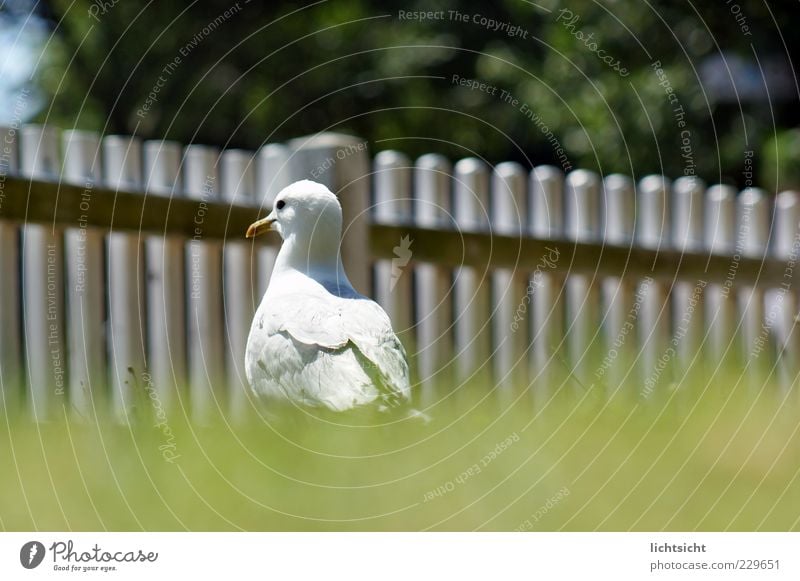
[32,0,800,189]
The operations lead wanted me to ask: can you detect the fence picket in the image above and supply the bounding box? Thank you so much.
[20,125,64,420]
[184,145,225,421]
[671,176,706,376]
[636,175,672,394]
[103,135,146,419]
[737,187,771,384]
[769,191,800,390]
[143,140,186,410]
[256,143,292,208]
[705,184,738,364]
[414,154,453,405]
[0,126,21,409]
[529,166,564,395]
[600,174,636,393]
[491,162,527,393]
[564,169,601,387]
[221,149,257,420]
[62,130,105,417]
[452,158,491,386]
[372,151,414,348]
[254,144,288,298]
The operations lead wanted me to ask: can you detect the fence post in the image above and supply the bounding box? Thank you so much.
[414,153,453,406]
[705,184,738,365]
[564,169,600,388]
[452,157,491,387]
[600,174,636,393]
[738,187,771,384]
[184,145,225,422]
[103,135,146,420]
[288,134,371,296]
[20,125,64,421]
[671,176,706,379]
[491,162,527,395]
[221,149,257,421]
[254,144,290,298]
[636,175,672,396]
[372,151,414,347]
[529,165,564,397]
[0,125,21,410]
[769,190,800,390]
[62,130,105,418]
[143,140,186,410]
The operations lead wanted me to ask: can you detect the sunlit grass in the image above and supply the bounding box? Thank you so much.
[1,361,798,531]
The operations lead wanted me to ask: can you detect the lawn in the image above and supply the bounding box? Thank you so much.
[1,364,798,531]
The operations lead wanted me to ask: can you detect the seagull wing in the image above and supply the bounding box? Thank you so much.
[261,293,411,405]
[248,331,380,411]
[345,300,411,405]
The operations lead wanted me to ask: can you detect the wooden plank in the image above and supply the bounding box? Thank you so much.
[561,170,600,387]
[738,187,771,385]
[0,125,21,410]
[184,145,225,422]
[705,185,738,363]
[221,149,257,421]
[368,225,788,288]
[372,151,414,346]
[143,139,186,409]
[671,176,706,375]
[0,221,20,406]
[636,175,672,393]
[769,190,800,390]
[528,166,564,397]
[451,157,491,386]
[0,176,264,240]
[491,162,527,394]
[600,174,636,394]
[255,143,292,209]
[413,154,453,406]
[253,144,286,298]
[20,125,65,421]
[103,135,146,420]
[223,241,255,421]
[62,130,105,418]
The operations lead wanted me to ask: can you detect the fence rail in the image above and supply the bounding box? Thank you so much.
[369,224,788,285]
[1,123,798,421]
[1,176,264,240]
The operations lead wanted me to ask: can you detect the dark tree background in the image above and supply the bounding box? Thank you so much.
[24,0,800,190]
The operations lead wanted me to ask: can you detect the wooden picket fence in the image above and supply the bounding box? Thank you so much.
[0,124,798,421]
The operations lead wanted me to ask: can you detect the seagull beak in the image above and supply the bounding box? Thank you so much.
[246,212,277,238]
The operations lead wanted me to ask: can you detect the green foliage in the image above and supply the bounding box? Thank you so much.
[38,0,799,187]
[762,129,800,194]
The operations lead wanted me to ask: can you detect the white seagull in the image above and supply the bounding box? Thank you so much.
[244,180,411,412]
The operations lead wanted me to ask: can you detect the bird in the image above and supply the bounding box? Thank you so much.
[244,179,411,413]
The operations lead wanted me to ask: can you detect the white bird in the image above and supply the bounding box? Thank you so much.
[244,180,411,412]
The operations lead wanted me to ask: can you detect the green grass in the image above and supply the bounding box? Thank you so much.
[1,365,799,531]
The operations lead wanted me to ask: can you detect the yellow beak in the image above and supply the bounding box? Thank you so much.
[246,213,277,238]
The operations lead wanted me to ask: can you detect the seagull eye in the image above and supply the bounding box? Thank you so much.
[276,200,285,210]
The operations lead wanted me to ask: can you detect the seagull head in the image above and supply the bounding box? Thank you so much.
[247,180,346,275]
[247,180,342,241]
